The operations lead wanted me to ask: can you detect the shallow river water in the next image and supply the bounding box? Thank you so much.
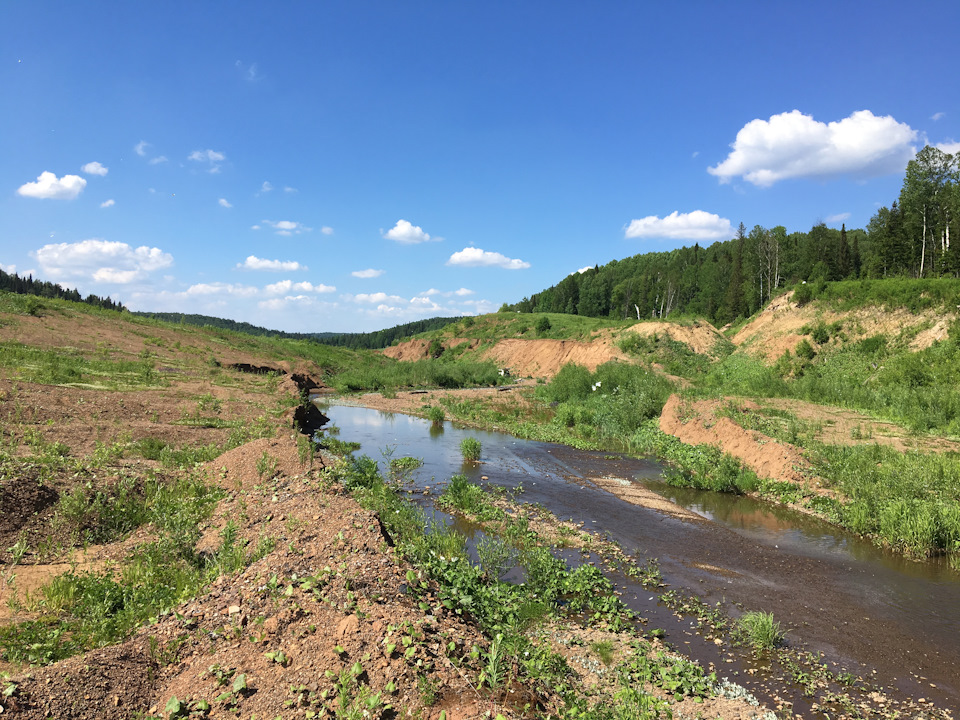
[319,402,960,710]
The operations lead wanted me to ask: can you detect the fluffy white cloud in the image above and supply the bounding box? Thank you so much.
[625,210,734,241]
[237,255,306,272]
[0,263,16,273]
[352,268,385,279]
[284,186,297,193]
[258,219,311,236]
[347,292,407,304]
[188,149,226,173]
[420,287,474,298]
[320,226,334,235]
[573,266,593,275]
[260,181,273,193]
[82,161,108,176]
[218,198,233,208]
[17,171,86,200]
[264,280,335,295]
[446,247,530,270]
[134,140,150,157]
[708,110,918,186]
[149,156,168,165]
[382,219,439,244]
[185,282,258,297]
[101,199,115,208]
[825,212,851,224]
[32,239,173,283]
[932,112,946,121]
[937,141,960,155]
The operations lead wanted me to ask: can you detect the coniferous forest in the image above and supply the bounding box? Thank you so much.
[503,145,960,324]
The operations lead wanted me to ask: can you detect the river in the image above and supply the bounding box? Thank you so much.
[317,401,960,711]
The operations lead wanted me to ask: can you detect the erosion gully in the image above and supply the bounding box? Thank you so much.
[317,401,960,714]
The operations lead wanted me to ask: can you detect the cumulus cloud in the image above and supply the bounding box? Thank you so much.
[0,263,16,273]
[32,239,173,283]
[347,292,407,304]
[447,247,530,269]
[825,212,851,224]
[260,181,273,193]
[352,268,385,279]
[218,198,233,208]
[263,280,335,295]
[258,219,311,236]
[134,140,150,157]
[708,110,918,186]
[420,287,474,298]
[625,210,734,241]
[382,219,440,244]
[101,199,115,208]
[573,266,593,275]
[188,149,226,173]
[82,161,108,176]
[17,171,87,200]
[937,141,960,155]
[237,255,306,272]
[320,226,334,235]
[185,282,258,297]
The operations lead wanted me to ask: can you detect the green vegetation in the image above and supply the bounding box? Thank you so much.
[459,437,482,462]
[736,611,784,653]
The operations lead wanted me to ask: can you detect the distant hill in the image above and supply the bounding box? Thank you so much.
[0,268,125,312]
[133,311,464,349]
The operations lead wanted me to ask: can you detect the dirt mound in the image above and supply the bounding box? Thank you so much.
[622,319,727,355]
[733,290,958,361]
[479,338,627,378]
[659,395,818,489]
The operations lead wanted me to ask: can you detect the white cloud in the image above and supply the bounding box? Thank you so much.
[352,268,385,279]
[185,282,258,297]
[348,292,407,304]
[454,287,474,296]
[936,141,960,155]
[708,109,918,186]
[237,255,306,272]
[932,112,946,121]
[32,239,173,284]
[260,181,273,193]
[149,155,168,165]
[447,247,530,269]
[264,280,335,295]
[320,226,334,235]
[382,219,440,244]
[100,199,115,208]
[258,219,311,236]
[218,198,233,208]
[188,149,226,173]
[236,60,259,82]
[284,186,297,193]
[573,266,593,275]
[82,161,108,176]
[0,263,16,273]
[420,287,474,298]
[17,171,87,200]
[134,140,150,157]
[625,210,734,241]
[250,224,261,230]
[825,212,851,224]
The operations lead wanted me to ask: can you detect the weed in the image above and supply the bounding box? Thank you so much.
[736,610,784,652]
[459,437,482,462]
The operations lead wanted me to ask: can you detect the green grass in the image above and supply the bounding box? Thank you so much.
[459,437,482,462]
[736,611,783,652]
[0,341,165,389]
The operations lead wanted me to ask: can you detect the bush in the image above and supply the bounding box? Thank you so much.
[542,363,592,403]
[793,283,813,306]
[460,437,482,462]
[535,316,552,335]
[795,339,816,360]
[427,406,445,424]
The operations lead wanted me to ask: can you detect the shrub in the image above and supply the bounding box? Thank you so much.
[542,363,592,403]
[793,283,813,306]
[427,406,445,424]
[460,437,482,462]
[535,316,552,335]
[795,339,816,360]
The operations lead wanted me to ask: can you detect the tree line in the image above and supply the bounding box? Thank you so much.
[134,311,463,349]
[0,268,125,312]
[502,145,959,325]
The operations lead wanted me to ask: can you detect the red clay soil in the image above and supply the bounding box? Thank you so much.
[659,394,819,490]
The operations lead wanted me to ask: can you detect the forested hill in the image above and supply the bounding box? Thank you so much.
[503,144,960,326]
[134,311,463,349]
[0,268,125,312]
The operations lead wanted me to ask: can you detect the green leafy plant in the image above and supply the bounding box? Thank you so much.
[459,437,481,462]
[736,610,783,652]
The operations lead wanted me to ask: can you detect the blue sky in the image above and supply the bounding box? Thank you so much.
[3,2,959,333]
